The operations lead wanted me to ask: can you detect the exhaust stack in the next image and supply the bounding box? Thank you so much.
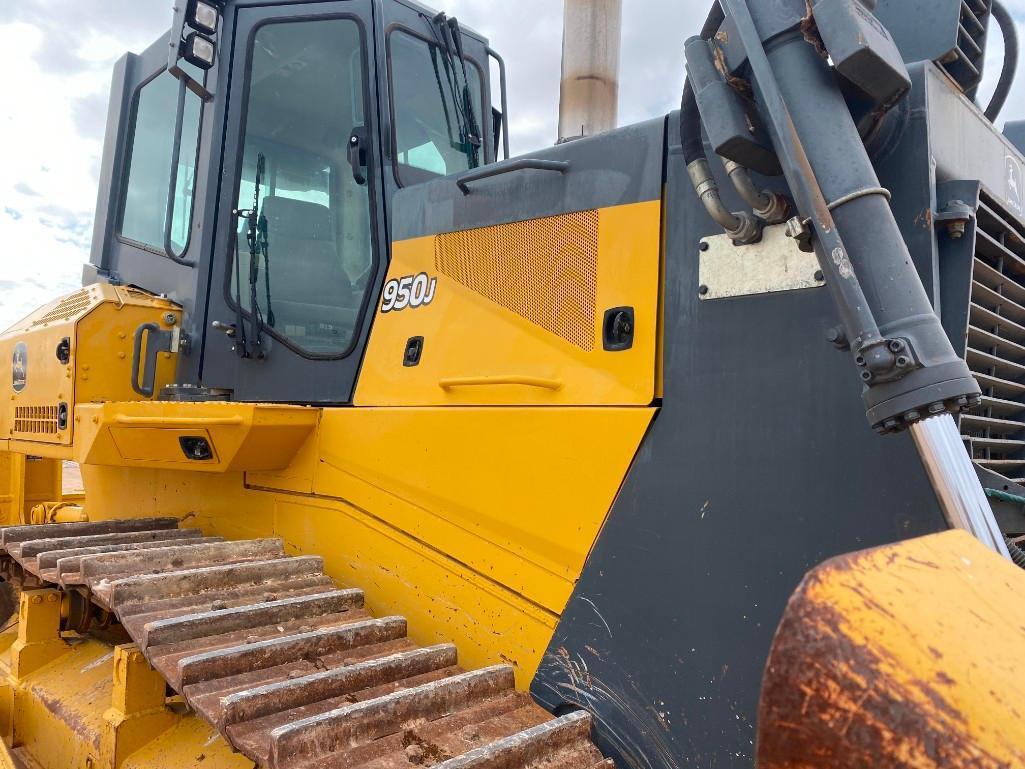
[557,0,622,143]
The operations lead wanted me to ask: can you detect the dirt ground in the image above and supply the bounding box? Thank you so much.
[62,461,83,494]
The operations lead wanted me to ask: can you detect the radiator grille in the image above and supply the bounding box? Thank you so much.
[941,0,992,97]
[962,192,1025,482]
[435,211,599,352]
[32,289,92,327]
[13,406,60,436]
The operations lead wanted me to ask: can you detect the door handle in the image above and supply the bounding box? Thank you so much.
[348,125,369,185]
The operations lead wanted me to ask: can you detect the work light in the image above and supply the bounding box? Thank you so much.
[182,31,216,70]
[187,0,220,36]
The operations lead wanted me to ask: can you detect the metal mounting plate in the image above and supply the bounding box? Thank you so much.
[698,224,825,300]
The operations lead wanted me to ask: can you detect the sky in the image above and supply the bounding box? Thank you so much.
[1,0,1023,330]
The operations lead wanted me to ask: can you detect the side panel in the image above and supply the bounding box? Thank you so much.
[530,114,949,768]
[357,201,661,405]
[356,117,667,407]
[255,406,655,618]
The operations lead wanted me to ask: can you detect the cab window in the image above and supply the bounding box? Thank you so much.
[229,18,374,358]
[390,30,484,186]
[118,69,202,254]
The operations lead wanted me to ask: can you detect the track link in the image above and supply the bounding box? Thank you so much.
[0,518,610,769]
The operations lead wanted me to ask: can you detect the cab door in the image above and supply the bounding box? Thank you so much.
[201,1,384,403]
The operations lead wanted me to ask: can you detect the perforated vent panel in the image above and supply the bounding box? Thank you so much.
[435,211,599,351]
[32,289,92,327]
[14,406,59,436]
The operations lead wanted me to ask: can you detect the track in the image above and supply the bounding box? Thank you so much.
[0,518,610,769]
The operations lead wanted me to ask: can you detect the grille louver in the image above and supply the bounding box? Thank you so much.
[962,192,1025,481]
[13,406,60,436]
[941,0,992,97]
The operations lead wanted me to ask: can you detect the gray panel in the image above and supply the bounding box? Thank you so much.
[530,111,950,768]
[391,117,666,241]
[1007,121,1025,156]
[927,64,1025,222]
[874,0,964,64]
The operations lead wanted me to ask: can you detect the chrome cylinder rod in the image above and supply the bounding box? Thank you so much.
[909,413,1010,558]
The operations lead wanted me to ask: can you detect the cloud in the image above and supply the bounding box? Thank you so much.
[0,0,1024,331]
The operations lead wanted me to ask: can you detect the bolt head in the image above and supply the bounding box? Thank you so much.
[784,216,806,239]
[698,285,709,296]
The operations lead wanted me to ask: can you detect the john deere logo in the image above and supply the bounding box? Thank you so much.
[1008,154,1023,216]
[12,343,27,393]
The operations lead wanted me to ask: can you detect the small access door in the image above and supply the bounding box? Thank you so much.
[201,1,385,402]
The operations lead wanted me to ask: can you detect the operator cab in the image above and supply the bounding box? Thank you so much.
[89,0,506,402]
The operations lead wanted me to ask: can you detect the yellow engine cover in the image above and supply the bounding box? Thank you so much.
[0,285,181,458]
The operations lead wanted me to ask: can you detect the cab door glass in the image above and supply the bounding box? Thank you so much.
[230,18,374,357]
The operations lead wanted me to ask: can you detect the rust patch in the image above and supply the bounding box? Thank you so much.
[757,551,1008,769]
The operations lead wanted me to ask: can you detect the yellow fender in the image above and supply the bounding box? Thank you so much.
[758,530,1025,768]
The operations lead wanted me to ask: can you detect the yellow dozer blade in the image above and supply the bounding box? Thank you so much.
[757,530,1025,768]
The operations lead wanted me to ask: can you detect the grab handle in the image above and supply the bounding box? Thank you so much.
[456,159,570,194]
[439,375,564,391]
[131,323,175,398]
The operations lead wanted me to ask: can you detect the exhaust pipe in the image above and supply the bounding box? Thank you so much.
[557,0,622,143]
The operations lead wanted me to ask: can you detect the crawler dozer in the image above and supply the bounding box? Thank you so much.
[2,0,1025,766]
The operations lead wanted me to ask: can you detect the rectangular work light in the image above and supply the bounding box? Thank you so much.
[182,31,216,70]
[187,0,220,35]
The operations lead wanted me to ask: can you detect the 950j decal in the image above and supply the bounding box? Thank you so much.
[381,272,437,313]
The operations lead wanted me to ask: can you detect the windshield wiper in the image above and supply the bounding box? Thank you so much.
[232,152,269,359]
[428,12,481,168]
[446,16,482,168]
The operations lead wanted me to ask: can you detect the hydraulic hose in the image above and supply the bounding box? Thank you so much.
[724,160,790,223]
[985,0,1019,122]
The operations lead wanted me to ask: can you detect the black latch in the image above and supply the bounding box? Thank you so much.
[404,336,424,367]
[55,337,71,365]
[603,307,635,352]
[179,436,214,461]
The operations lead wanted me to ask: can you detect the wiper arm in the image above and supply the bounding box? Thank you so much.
[231,152,268,359]
[429,12,481,168]
[446,16,482,167]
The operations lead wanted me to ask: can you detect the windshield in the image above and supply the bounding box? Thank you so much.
[390,30,484,186]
